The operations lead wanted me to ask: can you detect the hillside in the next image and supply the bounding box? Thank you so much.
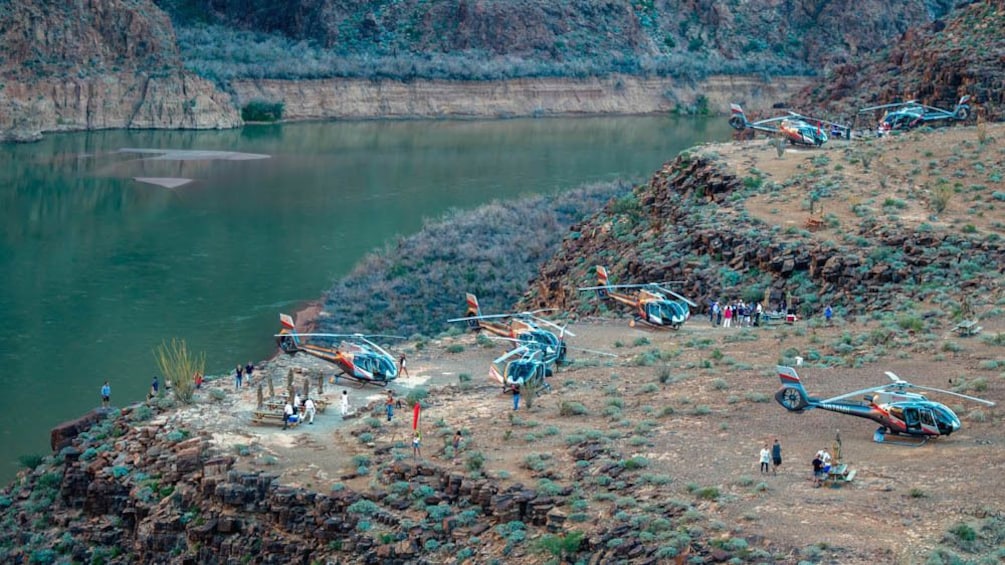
[788,0,1005,123]
[0,0,972,140]
[0,0,240,142]
[159,0,951,81]
[520,126,1005,323]
[2,126,1003,565]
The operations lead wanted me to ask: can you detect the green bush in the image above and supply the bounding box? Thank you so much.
[560,401,587,416]
[241,100,284,122]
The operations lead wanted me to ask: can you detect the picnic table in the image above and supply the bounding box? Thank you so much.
[953,320,982,337]
[824,463,856,486]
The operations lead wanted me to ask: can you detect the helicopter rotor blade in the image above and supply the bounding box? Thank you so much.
[654,287,698,307]
[447,313,512,323]
[884,371,905,384]
[907,384,996,407]
[564,345,618,358]
[492,345,531,364]
[529,316,576,337]
[818,385,890,404]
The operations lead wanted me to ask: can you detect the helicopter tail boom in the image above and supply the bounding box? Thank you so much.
[775,365,815,412]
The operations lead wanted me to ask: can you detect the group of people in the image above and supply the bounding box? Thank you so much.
[811,447,833,487]
[710,299,764,328]
[757,440,836,487]
[758,438,783,475]
[282,393,318,429]
[234,361,255,389]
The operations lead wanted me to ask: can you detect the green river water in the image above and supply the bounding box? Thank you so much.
[0,116,729,482]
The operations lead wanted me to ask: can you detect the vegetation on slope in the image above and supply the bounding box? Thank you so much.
[520,127,1005,348]
[153,0,954,84]
[317,180,630,337]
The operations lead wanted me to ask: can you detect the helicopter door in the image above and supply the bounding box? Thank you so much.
[903,407,920,430]
[645,303,663,325]
[919,408,938,435]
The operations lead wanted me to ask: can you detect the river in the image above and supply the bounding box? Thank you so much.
[0,116,729,482]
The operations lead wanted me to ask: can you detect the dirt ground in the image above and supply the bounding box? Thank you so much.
[184,309,1005,564]
[175,123,1005,563]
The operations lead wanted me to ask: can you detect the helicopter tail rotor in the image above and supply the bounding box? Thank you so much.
[775,366,815,412]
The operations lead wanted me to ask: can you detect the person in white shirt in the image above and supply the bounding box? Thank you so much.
[304,397,316,425]
[340,389,350,417]
[759,445,771,474]
[283,400,294,429]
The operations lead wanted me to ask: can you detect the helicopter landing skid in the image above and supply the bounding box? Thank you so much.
[876,432,929,447]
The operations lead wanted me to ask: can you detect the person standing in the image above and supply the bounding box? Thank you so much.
[812,453,824,487]
[512,384,521,411]
[340,389,350,417]
[398,354,409,378]
[148,376,160,400]
[194,371,204,390]
[304,397,316,425]
[759,444,771,475]
[100,381,111,408]
[451,430,463,464]
[723,303,733,328]
[283,399,294,429]
[771,438,782,475]
[385,391,395,421]
[234,365,244,390]
[824,304,833,326]
[412,431,421,458]
[245,361,255,384]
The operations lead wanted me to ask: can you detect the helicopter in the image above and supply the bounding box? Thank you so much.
[775,365,995,444]
[275,313,400,387]
[859,96,971,136]
[728,104,850,146]
[489,344,551,393]
[447,293,572,366]
[579,266,697,329]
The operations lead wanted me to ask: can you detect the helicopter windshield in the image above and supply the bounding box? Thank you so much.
[356,353,396,380]
[520,331,558,352]
[647,301,686,324]
[507,361,535,384]
[931,404,961,435]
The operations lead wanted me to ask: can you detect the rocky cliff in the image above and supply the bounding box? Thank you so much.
[519,136,1005,318]
[230,74,813,121]
[0,0,239,142]
[789,0,1005,122]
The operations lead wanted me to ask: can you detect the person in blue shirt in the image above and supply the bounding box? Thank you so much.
[824,304,833,326]
[100,381,111,408]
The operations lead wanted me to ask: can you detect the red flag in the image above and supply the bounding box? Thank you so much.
[412,402,421,431]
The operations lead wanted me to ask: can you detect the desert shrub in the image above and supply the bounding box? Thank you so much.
[560,401,587,416]
[465,451,485,472]
[18,454,44,470]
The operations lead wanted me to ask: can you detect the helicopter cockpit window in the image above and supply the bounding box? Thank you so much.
[509,363,531,383]
[920,409,935,428]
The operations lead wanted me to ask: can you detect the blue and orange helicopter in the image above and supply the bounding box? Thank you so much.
[729,103,850,146]
[775,365,995,445]
[489,344,551,392]
[860,95,971,136]
[447,293,572,366]
[579,266,696,329]
[275,313,401,386]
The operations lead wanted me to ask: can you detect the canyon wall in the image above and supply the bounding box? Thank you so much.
[231,74,813,121]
